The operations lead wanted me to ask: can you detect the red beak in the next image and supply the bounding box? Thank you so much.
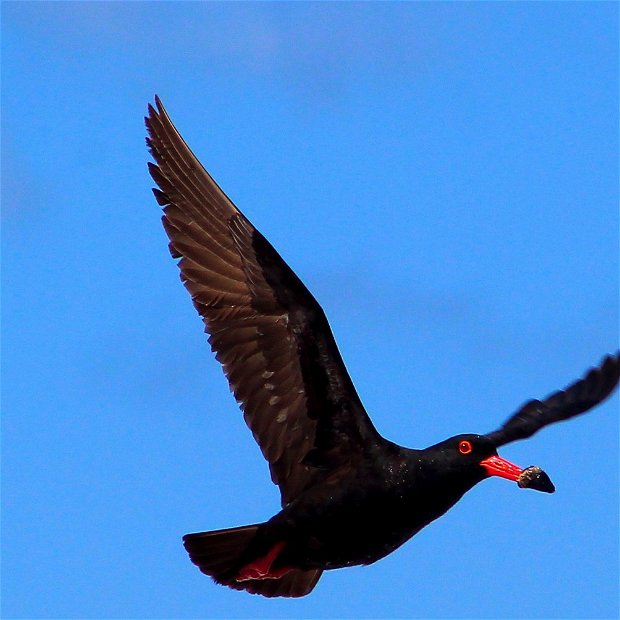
[479,454,523,482]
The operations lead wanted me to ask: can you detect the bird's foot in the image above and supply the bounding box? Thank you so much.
[236,541,291,581]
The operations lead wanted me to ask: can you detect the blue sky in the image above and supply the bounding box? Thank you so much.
[2,3,618,618]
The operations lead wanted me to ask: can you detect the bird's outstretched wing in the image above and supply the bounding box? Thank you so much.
[145,96,382,506]
[486,353,620,447]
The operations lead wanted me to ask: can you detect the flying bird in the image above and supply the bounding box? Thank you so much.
[145,96,620,598]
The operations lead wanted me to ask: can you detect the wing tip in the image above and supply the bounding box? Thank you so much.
[597,350,620,398]
[601,350,620,371]
[487,350,620,448]
[145,95,167,135]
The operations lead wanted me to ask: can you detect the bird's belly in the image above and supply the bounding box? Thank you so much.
[307,519,420,570]
[276,490,429,570]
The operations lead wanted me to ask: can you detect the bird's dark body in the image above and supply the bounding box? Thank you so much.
[265,447,464,570]
[145,97,620,598]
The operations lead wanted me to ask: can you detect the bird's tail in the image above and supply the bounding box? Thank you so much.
[182,524,322,598]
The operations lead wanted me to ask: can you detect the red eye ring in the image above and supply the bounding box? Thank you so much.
[459,440,473,455]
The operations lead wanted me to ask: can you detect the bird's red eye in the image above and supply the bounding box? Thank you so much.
[459,440,473,455]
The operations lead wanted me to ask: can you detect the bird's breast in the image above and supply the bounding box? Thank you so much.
[274,466,441,569]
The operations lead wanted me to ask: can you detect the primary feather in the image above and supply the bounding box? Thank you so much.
[146,96,380,506]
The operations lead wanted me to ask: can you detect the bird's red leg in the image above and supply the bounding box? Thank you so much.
[236,541,291,581]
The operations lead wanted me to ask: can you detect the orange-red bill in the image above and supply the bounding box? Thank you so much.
[481,455,556,493]
[479,454,524,481]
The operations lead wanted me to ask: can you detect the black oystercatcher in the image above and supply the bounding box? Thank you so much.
[145,97,620,598]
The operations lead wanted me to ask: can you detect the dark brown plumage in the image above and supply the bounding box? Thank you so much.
[146,98,379,508]
[145,96,620,598]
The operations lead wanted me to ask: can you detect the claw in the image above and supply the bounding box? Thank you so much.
[236,541,291,581]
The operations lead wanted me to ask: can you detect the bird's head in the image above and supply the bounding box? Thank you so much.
[427,434,555,493]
